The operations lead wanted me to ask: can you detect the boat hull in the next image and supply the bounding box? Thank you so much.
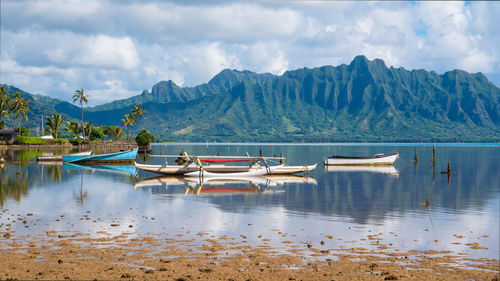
[184,165,281,178]
[269,164,317,174]
[38,151,91,162]
[324,153,399,166]
[134,162,316,175]
[63,148,138,164]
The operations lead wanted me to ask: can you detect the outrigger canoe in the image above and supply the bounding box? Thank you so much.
[134,153,316,175]
[324,152,399,166]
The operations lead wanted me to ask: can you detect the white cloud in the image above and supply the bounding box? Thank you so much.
[73,35,140,70]
[1,0,499,105]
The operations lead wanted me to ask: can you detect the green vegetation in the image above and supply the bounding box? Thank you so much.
[51,138,68,144]
[0,86,10,129]
[15,136,68,145]
[8,91,31,129]
[69,137,84,145]
[121,113,134,140]
[64,120,81,138]
[135,129,154,147]
[130,104,148,137]
[16,136,47,144]
[89,125,104,141]
[45,113,64,138]
[104,126,124,140]
[16,126,30,137]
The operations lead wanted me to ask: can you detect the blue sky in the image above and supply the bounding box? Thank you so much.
[1,0,499,105]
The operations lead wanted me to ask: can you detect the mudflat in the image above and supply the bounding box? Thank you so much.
[1,227,498,280]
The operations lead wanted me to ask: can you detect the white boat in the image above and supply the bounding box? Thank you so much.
[134,154,317,175]
[36,150,92,162]
[184,165,282,178]
[324,152,399,166]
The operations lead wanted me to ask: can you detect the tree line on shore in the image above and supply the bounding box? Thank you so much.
[0,85,154,145]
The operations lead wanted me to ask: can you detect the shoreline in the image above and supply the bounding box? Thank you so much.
[0,140,137,151]
[1,228,498,280]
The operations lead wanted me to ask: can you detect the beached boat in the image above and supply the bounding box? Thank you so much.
[135,154,316,175]
[37,151,92,162]
[324,152,399,166]
[62,148,138,164]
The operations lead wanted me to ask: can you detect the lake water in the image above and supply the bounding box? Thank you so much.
[1,143,498,260]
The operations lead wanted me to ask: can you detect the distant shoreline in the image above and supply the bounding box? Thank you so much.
[0,140,137,151]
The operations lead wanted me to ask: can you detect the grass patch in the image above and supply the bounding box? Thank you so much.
[16,136,48,145]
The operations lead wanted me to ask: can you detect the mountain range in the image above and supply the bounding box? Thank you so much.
[2,55,500,142]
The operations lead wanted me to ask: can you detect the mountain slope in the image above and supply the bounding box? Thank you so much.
[2,56,499,142]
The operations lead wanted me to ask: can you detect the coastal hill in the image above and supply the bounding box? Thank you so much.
[3,56,500,142]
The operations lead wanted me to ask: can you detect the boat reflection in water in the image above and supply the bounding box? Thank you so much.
[62,163,137,176]
[324,165,399,175]
[134,175,317,196]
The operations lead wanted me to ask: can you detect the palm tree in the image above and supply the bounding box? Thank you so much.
[0,86,11,128]
[45,113,65,138]
[72,88,88,138]
[0,86,10,118]
[130,104,148,138]
[83,121,93,140]
[121,114,135,140]
[8,92,31,130]
[65,120,81,138]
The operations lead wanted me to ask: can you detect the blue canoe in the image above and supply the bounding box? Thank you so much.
[62,148,138,164]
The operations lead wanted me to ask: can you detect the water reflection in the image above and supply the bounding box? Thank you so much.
[324,165,399,175]
[45,163,63,182]
[135,175,317,196]
[73,170,88,206]
[0,165,30,206]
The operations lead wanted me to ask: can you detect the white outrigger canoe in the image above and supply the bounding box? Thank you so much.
[324,152,399,166]
[134,154,316,175]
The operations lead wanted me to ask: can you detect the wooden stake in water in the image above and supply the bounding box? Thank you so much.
[441,159,456,185]
[432,145,436,166]
[414,148,418,163]
[441,160,455,174]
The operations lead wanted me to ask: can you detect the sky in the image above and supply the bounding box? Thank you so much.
[1,0,499,106]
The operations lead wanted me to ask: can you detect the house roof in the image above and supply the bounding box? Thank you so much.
[0,128,17,134]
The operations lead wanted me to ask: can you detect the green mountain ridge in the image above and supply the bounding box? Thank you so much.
[2,55,499,142]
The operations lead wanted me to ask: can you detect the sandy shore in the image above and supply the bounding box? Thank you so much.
[1,227,498,280]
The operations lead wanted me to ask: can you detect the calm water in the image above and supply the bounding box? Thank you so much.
[1,143,499,259]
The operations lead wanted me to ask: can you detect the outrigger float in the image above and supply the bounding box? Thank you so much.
[134,153,317,176]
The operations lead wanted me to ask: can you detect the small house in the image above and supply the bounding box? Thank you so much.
[0,128,17,142]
